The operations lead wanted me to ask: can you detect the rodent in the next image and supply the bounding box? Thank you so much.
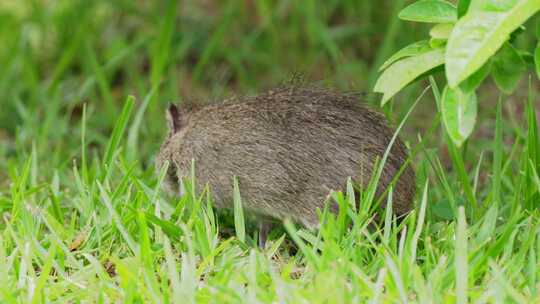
[155,86,415,246]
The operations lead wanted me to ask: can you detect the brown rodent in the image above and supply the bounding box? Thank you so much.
[156,86,415,244]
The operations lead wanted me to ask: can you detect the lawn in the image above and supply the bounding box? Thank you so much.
[0,1,539,303]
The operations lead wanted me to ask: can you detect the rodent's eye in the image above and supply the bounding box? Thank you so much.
[167,165,179,186]
[167,166,178,183]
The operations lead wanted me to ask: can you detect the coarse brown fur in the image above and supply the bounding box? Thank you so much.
[156,86,416,228]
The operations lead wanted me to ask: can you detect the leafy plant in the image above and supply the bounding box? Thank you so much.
[375,0,540,146]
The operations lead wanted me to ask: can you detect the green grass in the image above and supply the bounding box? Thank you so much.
[1,1,540,303]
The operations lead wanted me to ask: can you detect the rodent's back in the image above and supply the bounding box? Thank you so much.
[166,87,415,226]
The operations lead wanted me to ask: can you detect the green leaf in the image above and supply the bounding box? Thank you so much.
[379,40,432,71]
[469,0,522,12]
[429,23,454,40]
[399,0,457,23]
[535,42,540,80]
[457,0,472,17]
[441,85,477,147]
[517,49,534,65]
[374,48,445,104]
[491,43,526,94]
[430,38,447,48]
[445,0,540,87]
[459,61,491,93]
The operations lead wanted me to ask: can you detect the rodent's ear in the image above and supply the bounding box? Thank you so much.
[166,103,184,134]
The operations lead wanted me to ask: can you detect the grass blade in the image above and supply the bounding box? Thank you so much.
[102,96,135,177]
[456,206,468,304]
[233,176,246,244]
[492,96,504,206]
